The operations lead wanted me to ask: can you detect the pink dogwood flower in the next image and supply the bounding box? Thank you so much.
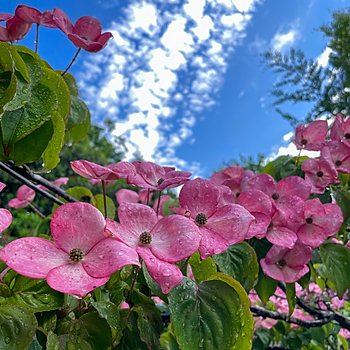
[71,160,120,181]
[292,120,328,151]
[8,185,35,209]
[115,189,151,205]
[53,8,112,52]
[0,15,32,42]
[260,241,312,283]
[173,178,254,259]
[0,202,140,296]
[302,147,339,194]
[15,5,56,27]
[127,161,191,191]
[106,203,201,293]
[328,140,350,174]
[295,198,343,249]
[0,183,12,234]
[330,113,350,147]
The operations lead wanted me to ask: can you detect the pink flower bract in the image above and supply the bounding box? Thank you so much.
[106,203,201,293]
[8,185,35,209]
[0,202,140,296]
[0,182,12,233]
[53,8,112,52]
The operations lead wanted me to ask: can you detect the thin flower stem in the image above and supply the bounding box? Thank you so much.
[101,180,107,219]
[124,266,140,327]
[156,190,162,216]
[28,202,46,219]
[147,188,150,205]
[35,23,39,53]
[295,149,302,167]
[61,47,81,76]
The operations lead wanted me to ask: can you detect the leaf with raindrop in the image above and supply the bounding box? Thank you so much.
[0,304,38,350]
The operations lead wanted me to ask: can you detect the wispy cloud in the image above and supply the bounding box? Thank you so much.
[78,0,263,174]
[270,20,300,52]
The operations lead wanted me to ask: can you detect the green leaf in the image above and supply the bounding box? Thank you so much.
[1,82,58,155]
[66,96,89,131]
[0,71,16,116]
[57,71,79,97]
[57,312,111,350]
[189,250,217,284]
[90,299,120,331]
[91,194,116,219]
[0,119,54,165]
[1,119,53,164]
[115,318,149,350]
[0,282,11,297]
[40,67,71,121]
[33,218,51,237]
[255,268,277,304]
[46,332,92,350]
[168,274,253,350]
[18,52,42,88]
[0,71,13,91]
[5,44,30,83]
[36,311,57,336]
[319,243,350,298]
[28,337,43,350]
[338,333,348,350]
[212,242,258,292]
[5,71,31,111]
[64,107,91,146]
[13,45,52,69]
[0,43,15,72]
[0,304,37,350]
[160,332,180,350]
[135,303,165,350]
[6,275,63,312]
[42,112,65,171]
[109,280,129,307]
[286,283,296,316]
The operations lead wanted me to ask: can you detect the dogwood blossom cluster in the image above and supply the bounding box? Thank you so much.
[0,5,112,52]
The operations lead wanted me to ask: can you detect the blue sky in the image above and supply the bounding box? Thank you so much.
[1,0,347,177]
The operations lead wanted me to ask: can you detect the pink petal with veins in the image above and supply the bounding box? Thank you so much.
[17,185,35,202]
[0,237,68,278]
[241,174,276,197]
[116,189,139,205]
[82,237,140,278]
[276,176,311,201]
[51,202,106,254]
[73,16,102,41]
[198,226,230,259]
[137,246,184,294]
[206,204,254,245]
[150,215,201,263]
[15,5,42,24]
[0,209,12,233]
[47,263,109,296]
[179,178,219,218]
[52,8,73,35]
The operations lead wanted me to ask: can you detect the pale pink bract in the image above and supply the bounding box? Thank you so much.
[8,185,35,209]
[0,182,12,234]
[0,202,140,296]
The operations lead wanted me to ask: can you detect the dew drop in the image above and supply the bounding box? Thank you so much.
[5,337,10,344]
[212,296,217,301]
[67,343,75,350]
[186,281,193,286]
[162,268,173,277]
[74,323,81,330]
[184,294,189,300]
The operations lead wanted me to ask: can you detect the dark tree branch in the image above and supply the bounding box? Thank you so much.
[250,305,334,328]
[0,161,78,205]
[278,282,350,331]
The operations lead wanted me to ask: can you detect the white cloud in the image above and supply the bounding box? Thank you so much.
[271,29,299,52]
[317,47,332,67]
[78,0,263,175]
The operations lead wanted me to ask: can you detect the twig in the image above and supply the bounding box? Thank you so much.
[0,161,77,205]
[61,47,81,76]
[250,305,333,328]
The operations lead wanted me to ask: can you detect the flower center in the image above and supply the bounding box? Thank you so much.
[157,178,165,186]
[236,192,240,198]
[301,139,308,145]
[69,248,84,262]
[306,217,313,224]
[139,232,152,245]
[272,193,279,200]
[195,213,208,226]
[345,133,350,139]
[335,160,342,167]
[277,259,286,268]
[268,221,273,229]
[316,171,324,178]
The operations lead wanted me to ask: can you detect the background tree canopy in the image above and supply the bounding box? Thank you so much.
[262,7,350,126]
